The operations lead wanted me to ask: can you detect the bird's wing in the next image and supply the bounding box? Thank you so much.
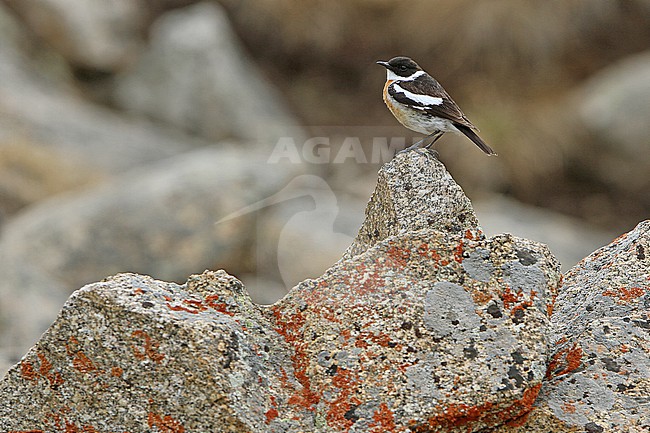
[388,75,477,130]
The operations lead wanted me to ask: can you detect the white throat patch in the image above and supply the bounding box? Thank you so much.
[386,69,425,82]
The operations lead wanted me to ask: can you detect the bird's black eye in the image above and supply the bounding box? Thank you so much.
[399,65,407,71]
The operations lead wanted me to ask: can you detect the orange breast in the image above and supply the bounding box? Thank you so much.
[383,80,411,126]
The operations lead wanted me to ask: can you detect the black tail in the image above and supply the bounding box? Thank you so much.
[455,124,497,156]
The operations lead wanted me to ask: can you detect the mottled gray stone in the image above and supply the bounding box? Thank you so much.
[342,151,482,260]
[493,220,650,432]
[0,271,308,432]
[271,229,559,432]
[0,152,563,431]
[0,147,303,370]
[423,281,482,338]
[462,248,495,282]
[4,0,143,71]
[112,1,304,144]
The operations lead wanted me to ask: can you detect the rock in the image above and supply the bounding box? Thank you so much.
[0,147,303,369]
[111,1,304,145]
[342,153,481,260]
[0,72,199,174]
[492,220,650,432]
[0,151,562,431]
[0,3,237,223]
[0,4,95,219]
[577,51,650,204]
[270,230,559,432]
[4,0,144,71]
[579,51,650,160]
[0,141,104,219]
[0,271,301,432]
[474,195,617,271]
[0,3,202,178]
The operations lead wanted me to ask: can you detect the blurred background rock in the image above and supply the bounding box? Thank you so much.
[0,0,648,373]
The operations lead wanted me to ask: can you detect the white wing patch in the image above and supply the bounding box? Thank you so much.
[392,83,443,107]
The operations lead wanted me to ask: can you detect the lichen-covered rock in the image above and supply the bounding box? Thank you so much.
[492,220,650,433]
[0,150,564,431]
[0,271,309,432]
[0,147,304,371]
[270,228,560,432]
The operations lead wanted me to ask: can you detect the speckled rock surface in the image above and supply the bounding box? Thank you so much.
[270,229,560,432]
[342,152,481,260]
[0,150,569,431]
[492,220,650,433]
[0,271,305,432]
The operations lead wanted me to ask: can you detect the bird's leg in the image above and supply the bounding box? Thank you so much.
[424,132,443,149]
[422,131,443,159]
[398,131,440,154]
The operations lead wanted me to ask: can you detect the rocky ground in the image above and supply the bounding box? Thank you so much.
[0,1,628,378]
[0,152,647,431]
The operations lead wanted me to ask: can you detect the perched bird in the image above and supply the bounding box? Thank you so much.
[377,56,496,156]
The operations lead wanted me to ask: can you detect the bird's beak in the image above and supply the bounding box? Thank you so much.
[376,61,390,68]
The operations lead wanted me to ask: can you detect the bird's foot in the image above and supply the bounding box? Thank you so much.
[397,140,425,155]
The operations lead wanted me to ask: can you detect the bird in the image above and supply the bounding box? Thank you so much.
[377,56,496,156]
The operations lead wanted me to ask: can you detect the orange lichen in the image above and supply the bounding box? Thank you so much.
[453,240,464,263]
[501,287,534,317]
[165,294,236,316]
[547,343,583,378]
[561,402,576,414]
[204,295,236,316]
[470,290,493,305]
[602,286,646,304]
[271,308,320,412]
[65,337,97,374]
[369,403,399,432]
[413,384,542,431]
[131,330,165,363]
[386,244,411,268]
[111,366,124,377]
[562,345,583,375]
[417,243,430,256]
[356,331,394,348]
[264,408,279,424]
[24,352,64,388]
[265,395,279,424]
[166,302,202,314]
[72,352,97,374]
[325,368,364,430]
[501,287,519,311]
[20,361,37,381]
[147,412,185,433]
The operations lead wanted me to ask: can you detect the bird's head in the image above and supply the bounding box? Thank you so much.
[376,56,422,79]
